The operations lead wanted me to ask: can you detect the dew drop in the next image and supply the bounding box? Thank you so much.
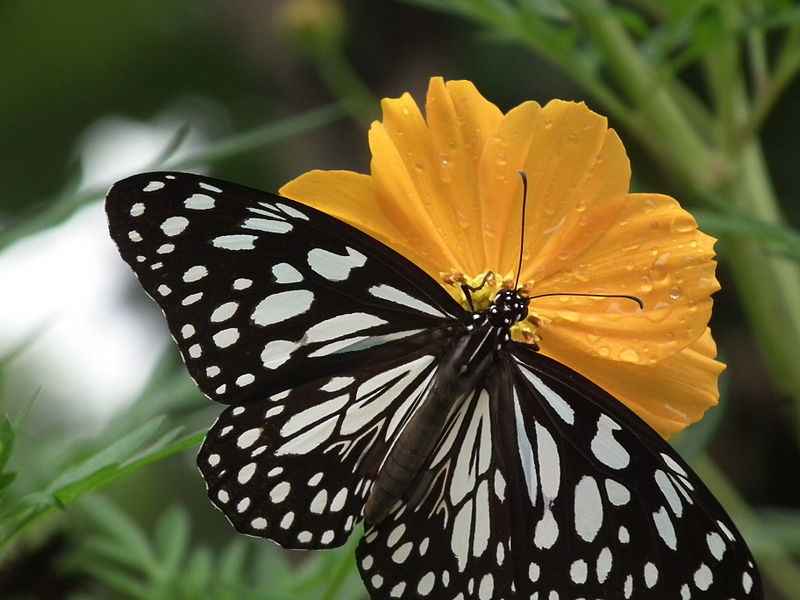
[556,309,581,322]
[567,133,578,143]
[586,331,601,343]
[496,153,508,166]
[415,162,425,172]
[620,348,641,363]
[643,198,657,214]
[576,199,588,213]
[573,270,591,282]
[598,346,610,357]
[651,253,671,281]
[639,275,653,293]
[402,106,411,115]
[624,261,635,272]
[672,213,696,233]
[543,118,553,129]
[668,286,682,300]
[578,215,588,226]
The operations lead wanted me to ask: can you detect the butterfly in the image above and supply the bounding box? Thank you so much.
[106,171,762,599]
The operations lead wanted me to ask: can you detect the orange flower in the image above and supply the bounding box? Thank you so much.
[280,77,724,438]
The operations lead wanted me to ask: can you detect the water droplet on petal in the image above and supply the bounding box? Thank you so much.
[620,348,640,363]
[598,346,610,357]
[651,253,671,281]
[556,309,581,322]
[567,133,578,143]
[672,213,696,233]
[625,260,635,271]
[668,286,682,300]
[543,118,553,129]
[496,153,508,166]
[639,275,653,292]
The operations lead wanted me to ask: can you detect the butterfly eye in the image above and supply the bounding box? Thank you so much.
[107,172,762,600]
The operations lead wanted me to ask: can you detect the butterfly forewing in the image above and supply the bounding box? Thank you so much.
[106,172,460,403]
[356,347,761,599]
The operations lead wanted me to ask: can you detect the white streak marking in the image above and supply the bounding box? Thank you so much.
[369,284,445,317]
[305,313,387,343]
[143,181,164,191]
[653,506,677,550]
[243,217,292,234]
[276,202,309,220]
[520,367,575,424]
[655,469,683,517]
[320,377,354,392]
[199,182,222,193]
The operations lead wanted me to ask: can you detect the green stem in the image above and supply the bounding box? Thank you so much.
[570,0,716,187]
[722,140,800,423]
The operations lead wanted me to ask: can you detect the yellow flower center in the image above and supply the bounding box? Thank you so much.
[439,270,547,345]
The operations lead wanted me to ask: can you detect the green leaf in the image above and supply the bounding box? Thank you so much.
[154,505,190,582]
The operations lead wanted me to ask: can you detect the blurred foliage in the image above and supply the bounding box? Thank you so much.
[1,0,799,598]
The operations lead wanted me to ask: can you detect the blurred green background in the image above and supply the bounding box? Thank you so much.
[1,1,799,598]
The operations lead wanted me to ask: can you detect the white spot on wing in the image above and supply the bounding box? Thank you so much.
[143,181,164,192]
[183,265,208,282]
[185,193,215,210]
[213,234,257,250]
[272,263,303,284]
[591,415,630,469]
[307,246,366,281]
[161,216,189,236]
[130,202,145,216]
[574,475,603,542]
[252,290,314,326]
[261,339,301,369]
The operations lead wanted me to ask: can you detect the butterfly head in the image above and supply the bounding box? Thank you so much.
[487,289,530,328]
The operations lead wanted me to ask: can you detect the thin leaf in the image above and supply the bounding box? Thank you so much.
[154,505,190,582]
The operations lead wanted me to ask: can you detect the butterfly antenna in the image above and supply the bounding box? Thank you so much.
[531,292,644,310]
[514,171,528,291]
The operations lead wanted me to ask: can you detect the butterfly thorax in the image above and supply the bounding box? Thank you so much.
[363,290,530,525]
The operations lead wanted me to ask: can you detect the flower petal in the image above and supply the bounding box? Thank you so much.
[542,328,724,437]
[368,77,503,277]
[483,100,631,281]
[535,193,719,363]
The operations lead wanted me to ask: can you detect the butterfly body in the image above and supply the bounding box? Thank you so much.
[106,172,762,600]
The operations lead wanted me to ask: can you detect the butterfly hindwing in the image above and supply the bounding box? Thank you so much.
[106,172,462,403]
[356,346,761,599]
[197,348,443,549]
